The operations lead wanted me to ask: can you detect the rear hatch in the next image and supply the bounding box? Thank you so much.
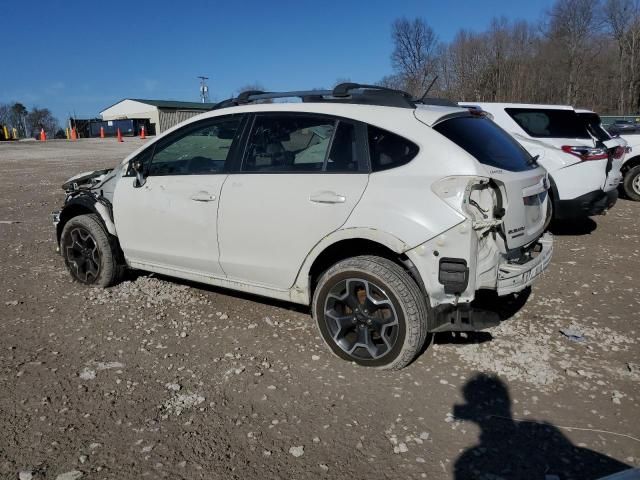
[504,107,614,190]
[578,111,625,190]
[430,113,548,250]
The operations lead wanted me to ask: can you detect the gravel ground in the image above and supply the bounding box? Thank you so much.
[0,138,638,480]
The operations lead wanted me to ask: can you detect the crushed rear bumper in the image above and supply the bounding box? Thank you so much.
[496,233,553,296]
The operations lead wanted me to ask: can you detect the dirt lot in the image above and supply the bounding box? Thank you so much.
[0,138,638,480]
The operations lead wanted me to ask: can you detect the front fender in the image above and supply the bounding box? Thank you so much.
[57,193,117,243]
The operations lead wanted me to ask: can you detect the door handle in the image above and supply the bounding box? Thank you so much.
[191,191,216,202]
[309,191,346,204]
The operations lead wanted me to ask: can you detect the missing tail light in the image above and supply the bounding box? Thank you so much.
[612,146,625,159]
[561,145,608,161]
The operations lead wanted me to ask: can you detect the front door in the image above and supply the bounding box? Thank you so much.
[218,113,369,289]
[113,115,243,276]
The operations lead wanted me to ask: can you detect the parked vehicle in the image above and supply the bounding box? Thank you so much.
[575,109,628,200]
[607,119,640,135]
[614,133,640,201]
[52,84,553,369]
[459,103,621,221]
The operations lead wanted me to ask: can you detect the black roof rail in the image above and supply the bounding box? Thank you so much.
[209,83,456,111]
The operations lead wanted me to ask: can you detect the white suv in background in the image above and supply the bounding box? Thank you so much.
[52,84,553,370]
[459,103,623,221]
[608,131,640,201]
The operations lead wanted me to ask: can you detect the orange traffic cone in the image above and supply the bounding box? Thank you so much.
[140,126,146,139]
[70,128,77,141]
[100,126,105,139]
[117,128,123,142]
[39,128,46,141]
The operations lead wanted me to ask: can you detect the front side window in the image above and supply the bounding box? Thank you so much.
[243,115,336,172]
[148,117,241,176]
[505,108,590,139]
[368,125,419,172]
[435,115,536,172]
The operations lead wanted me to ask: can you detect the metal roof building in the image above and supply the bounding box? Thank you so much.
[100,99,215,135]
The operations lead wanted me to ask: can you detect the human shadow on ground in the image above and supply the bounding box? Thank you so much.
[453,374,630,480]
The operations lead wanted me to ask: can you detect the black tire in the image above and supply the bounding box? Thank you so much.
[312,255,429,370]
[60,214,124,287]
[622,165,640,201]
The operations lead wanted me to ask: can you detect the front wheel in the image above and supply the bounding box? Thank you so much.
[60,214,124,287]
[312,255,429,370]
[622,165,640,201]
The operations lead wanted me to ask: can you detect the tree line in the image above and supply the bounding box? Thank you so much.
[380,0,640,114]
[0,102,59,138]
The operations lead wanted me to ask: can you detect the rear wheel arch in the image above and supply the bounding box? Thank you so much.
[301,235,427,304]
[622,155,640,174]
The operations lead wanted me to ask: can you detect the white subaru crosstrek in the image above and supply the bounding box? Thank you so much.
[53,84,553,369]
[459,103,624,221]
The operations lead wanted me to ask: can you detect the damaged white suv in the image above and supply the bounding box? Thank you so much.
[53,84,553,369]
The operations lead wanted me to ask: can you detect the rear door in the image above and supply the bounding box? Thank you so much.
[434,115,548,249]
[217,113,369,289]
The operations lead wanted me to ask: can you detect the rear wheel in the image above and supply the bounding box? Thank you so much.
[622,165,640,201]
[312,255,429,370]
[60,214,124,287]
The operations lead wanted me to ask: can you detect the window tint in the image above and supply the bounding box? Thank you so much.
[368,125,419,172]
[505,108,590,139]
[434,116,536,172]
[243,115,335,172]
[148,117,241,176]
[327,122,358,172]
[578,112,611,142]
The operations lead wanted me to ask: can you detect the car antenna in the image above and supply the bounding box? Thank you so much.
[418,76,439,103]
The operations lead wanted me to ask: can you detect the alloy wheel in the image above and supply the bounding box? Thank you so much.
[323,278,399,360]
[633,172,640,196]
[65,227,101,283]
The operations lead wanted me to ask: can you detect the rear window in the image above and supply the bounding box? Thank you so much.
[434,116,535,172]
[505,108,590,139]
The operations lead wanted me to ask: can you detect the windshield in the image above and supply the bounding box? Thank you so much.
[434,116,536,172]
[505,108,590,139]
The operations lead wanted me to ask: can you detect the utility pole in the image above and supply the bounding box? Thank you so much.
[198,76,209,103]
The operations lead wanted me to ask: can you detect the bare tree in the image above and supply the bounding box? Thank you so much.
[547,0,602,104]
[26,107,58,138]
[390,18,440,96]
[604,0,640,112]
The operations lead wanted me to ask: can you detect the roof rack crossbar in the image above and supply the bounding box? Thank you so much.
[209,84,450,111]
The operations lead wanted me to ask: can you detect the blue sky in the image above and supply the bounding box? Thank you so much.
[1,0,553,123]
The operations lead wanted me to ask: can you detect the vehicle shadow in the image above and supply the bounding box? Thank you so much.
[453,374,631,479]
[549,217,597,236]
[123,269,310,315]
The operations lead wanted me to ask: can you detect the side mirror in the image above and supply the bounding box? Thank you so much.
[132,159,146,188]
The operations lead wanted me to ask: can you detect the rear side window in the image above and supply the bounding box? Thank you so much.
[243,115,335,172]
[505,108,590,139]
[434,116,535,172]
[368,126,419,172]
[327,122,359,172]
